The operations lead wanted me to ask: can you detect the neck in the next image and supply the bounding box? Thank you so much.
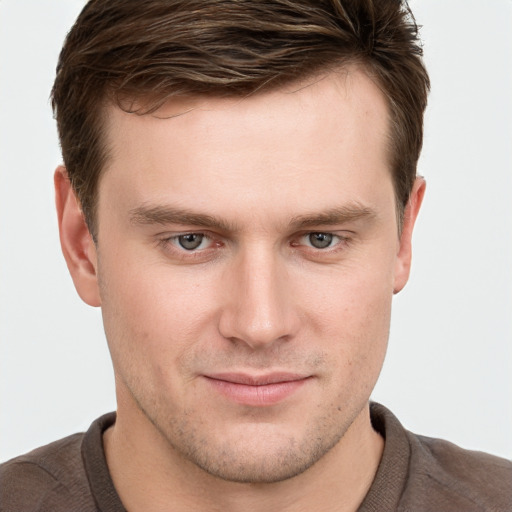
[104,397,383,512]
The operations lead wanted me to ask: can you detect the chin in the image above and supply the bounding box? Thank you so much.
[161,417,349,484]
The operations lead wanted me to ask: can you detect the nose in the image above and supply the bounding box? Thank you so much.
[218,247,299,350]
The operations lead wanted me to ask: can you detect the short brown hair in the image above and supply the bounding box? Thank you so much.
[52,0,429,238]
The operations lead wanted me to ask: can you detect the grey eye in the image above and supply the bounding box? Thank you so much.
[178,233,204,250]
[308,233,333,249]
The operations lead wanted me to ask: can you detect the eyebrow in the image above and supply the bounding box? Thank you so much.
[288,204,377,229]
[129,205,238,232]
[129,202,377,232]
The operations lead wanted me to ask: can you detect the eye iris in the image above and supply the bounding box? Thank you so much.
[178,234,204,250]
[309,233,333,249]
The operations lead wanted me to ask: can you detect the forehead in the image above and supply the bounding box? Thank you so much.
[104,66,389,150]
[99,68,393,228]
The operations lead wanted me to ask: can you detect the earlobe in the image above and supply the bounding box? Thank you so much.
[393,177,426,294]
[55,166,101,307]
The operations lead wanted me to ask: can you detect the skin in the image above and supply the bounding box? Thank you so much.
[56,68,425,512]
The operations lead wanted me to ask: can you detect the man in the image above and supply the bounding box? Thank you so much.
[1,1,510,511]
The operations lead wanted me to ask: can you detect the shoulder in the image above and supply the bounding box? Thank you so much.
[0,433,96,512]
[405,430,512,511]
[368,403,512,512]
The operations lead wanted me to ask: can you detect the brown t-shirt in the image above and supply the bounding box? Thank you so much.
[1,403,511,511]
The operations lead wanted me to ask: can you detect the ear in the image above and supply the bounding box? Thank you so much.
[393,177,426,294]
[55,166,101,306]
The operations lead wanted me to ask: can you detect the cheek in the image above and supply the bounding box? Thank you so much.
[300,260,393,379]
[96,255,214,378]
[100,246,211,324]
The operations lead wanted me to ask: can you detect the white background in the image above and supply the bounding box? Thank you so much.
[1,1,511,462]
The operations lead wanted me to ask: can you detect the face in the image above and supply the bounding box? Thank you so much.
[59,69,422,484]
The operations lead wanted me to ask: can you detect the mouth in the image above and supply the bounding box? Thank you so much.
[203,372,311,406]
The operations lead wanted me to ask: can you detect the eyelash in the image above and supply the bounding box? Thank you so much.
[158,232,220,262]
[293,233,348,250]
[158,231,351,261]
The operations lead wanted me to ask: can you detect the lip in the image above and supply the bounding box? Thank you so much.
[203,372,311,406]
